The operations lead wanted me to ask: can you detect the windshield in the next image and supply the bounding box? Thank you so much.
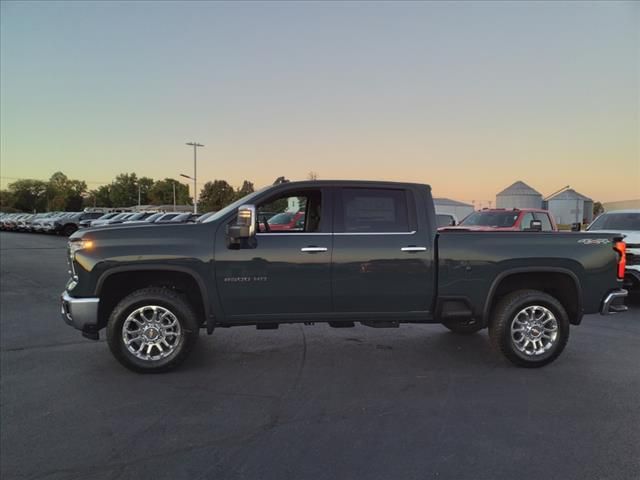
[96,213,117,221]
[125,212,149,221]
[587,212,640,231]
[460,211,520,227]
[144,213,164,222]
[156,213,180,222]
[202,186,270,223]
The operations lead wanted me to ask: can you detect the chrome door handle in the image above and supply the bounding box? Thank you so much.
[301,247,328,253]
[401,246,427,252]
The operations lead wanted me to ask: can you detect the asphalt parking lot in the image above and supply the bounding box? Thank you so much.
[1,231,639,480]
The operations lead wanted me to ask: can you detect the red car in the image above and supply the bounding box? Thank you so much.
[448,208,558,232]
[261,211,306,231]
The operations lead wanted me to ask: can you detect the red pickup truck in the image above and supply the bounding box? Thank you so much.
[450,208,558,232]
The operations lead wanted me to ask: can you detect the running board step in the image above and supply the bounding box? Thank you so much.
[256,323,279,330]
[329,321,355,328]
[360,321,399,328]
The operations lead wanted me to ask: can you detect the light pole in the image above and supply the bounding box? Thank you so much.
[172,181,176,212]
[184,142,204,213]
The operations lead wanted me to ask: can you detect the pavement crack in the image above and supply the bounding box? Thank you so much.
[2,339,104,353]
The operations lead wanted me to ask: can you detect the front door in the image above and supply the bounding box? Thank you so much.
[215,187,332,320]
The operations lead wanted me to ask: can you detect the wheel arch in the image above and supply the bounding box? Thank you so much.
[95,265,213,332]
[483,267,583,326]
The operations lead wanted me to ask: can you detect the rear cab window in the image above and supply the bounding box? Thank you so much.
[335,188,415,233]
[533,212,554,231]
[519,212,535,231]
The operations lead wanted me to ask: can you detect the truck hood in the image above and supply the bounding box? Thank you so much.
[70,221,208,244]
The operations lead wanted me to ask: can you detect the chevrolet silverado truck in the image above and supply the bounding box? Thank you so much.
[61,180,628,373]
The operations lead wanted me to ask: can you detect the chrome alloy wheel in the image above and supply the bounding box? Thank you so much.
[510,305,558,356]
[122,305,182,361]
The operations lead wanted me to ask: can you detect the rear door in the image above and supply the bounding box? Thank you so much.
[331,186,434,315]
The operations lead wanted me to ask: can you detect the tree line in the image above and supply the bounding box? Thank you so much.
[0,171,258,213]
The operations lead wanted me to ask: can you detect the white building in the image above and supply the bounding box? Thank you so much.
[433,198,474,221]
[547,189,594,225]
[496,181,543,209]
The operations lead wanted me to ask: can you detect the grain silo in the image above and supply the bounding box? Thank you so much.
[495,181,543,209]
[547,189,594,225]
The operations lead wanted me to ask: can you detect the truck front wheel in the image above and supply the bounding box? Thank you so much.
[106,287,199,373]
[489,289,569,368]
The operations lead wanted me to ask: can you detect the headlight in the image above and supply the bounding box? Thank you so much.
[69,239,94,257]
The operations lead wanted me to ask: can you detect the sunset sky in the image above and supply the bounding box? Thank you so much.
[1,1,638,204]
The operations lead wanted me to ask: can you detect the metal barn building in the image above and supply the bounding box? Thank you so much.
[433,198,474,222]
[495,181,543,209]
[547,189,594,225]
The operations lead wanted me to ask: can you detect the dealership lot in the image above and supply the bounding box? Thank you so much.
[1,232,639,480]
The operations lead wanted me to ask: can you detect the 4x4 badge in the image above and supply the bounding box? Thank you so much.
[578,238,611,245]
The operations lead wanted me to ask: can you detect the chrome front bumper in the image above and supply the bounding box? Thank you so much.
[61,291,99,331]
[600,289,628,315]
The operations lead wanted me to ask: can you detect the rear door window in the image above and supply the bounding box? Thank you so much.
[336,188,411,233]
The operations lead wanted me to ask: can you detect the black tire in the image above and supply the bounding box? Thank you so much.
[106,287,200,373]
[488,289,569,368]
[62,224,77,237]
[443,319,484,334]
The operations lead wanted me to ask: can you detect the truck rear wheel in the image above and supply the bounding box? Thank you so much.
[443,319,484,334]
[489,289,569,368]
[106,287,199,373]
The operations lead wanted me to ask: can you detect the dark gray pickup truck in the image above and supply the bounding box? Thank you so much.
[61,180,628,372]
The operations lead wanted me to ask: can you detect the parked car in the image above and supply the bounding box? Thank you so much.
[451,208,558,232]
[79,212,120,229]
[31,213,58,232]
[41,213,76,234]
[167,213,201,223]
[87,212,159,229]
[50,211,107,236]
[125,212,157,222]
[259,211,305,231]
[16,214,35,231]
[89,212,134,228]
[2,213,23,231]
[587,209,640,294]
[196,211,217,223]
[120,212,166,226]
[61,180,626,373]
[24,213,51,232]
[152,212,184,223]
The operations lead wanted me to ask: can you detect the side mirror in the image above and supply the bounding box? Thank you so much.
[571,222,581,232]
[529,220,542,231]
[228,204,256,246]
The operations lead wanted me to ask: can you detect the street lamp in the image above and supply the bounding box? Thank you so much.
[184,142,204,213]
